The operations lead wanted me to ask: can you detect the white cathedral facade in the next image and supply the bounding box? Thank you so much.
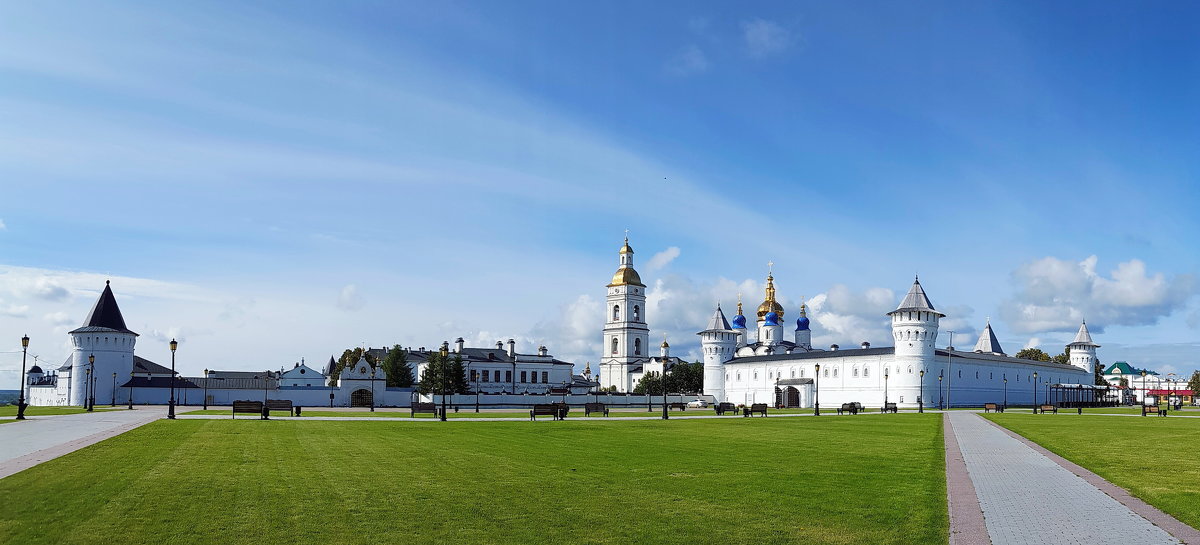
[598,238,1097,408]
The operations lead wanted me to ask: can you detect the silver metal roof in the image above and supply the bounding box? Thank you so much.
[972,322,1005,355]
[1070,322,1099,346]
[701,305,732,332]
[890,277,943,316]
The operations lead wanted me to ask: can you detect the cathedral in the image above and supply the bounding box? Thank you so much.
[598,238,1098,408]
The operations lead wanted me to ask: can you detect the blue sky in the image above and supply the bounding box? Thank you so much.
[1,1,1197,386]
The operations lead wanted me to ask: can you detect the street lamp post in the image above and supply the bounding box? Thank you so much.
[662,372,669,420]
[17,335,29,420]
[87,353,96,412]
[1141,370,1147,406]
[370,367,376,412]
[168,339,178,420]
[884,368,890,412]
[946,331,955,409]
[919,369,925,413]
[111,373,117,406]
[938,372,943,410]
[262,371,270,420]
[439,342,449,422]
[1003,376,1008,411]
[127,371,134,409]
[1032,371,1038,413]
[202,369,209,410]
[814,364,821,416]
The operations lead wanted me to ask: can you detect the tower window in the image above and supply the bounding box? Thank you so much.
[611,338,618,355]
[613,305,620,321]
[634,339,642,355]
[633,305,640,321]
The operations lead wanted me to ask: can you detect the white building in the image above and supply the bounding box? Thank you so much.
[412,338,589,396]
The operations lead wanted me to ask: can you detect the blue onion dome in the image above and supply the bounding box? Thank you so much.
[28,365,43,374]
[795,315,810,331]
[764,311,780,326]
[731,313,747,329]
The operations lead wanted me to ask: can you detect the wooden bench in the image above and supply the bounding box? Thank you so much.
[837,402,858,415]
[881,402,898,414]
[584,402,608,417]
[743,403,768,417]
[984,403,1003,413]
[714,402,738,416]
[1038,404,1057,414]
[232,400,263,419]
[668,402,688,411]
[265,399,294,417]
[530,403,565,421]
[1143,405,1166,417]
[410,402,438,418]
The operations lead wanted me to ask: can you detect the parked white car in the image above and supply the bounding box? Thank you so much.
[686,399,707,408]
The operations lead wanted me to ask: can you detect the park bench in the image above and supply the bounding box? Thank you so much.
[531,403,564,421]
[553,402,570,419]
[1038,404,1057,414]
[232,400,263,420]
[265,399,294,417]
[1143,405,1166,417]
[881,402,898,414]
[837,403,858,415]
[584,402,609,417]
[669,402,688,411]
[714,402,738,416]
[984,403,1003,413]
[743,403,768,417]
[411,402,438,418]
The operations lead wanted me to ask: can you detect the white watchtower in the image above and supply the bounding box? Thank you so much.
[68,281,138,406]
[698,304,736,403]
[1067,321,1100,376]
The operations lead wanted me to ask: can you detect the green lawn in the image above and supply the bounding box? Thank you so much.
[0,416,947,544]
[182,407,821,418]
[984,413,1200,530]
[0,406,122,417]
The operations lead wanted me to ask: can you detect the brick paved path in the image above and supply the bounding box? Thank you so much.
[948,411,1185,545]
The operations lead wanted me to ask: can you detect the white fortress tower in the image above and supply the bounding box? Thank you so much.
[68,281,138,406]
[1067,321,1099,376]
[888,277,942,359]
[598,237,650,392]
[698,304,736,402]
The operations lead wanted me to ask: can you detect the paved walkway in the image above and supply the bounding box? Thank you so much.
[946,411,1197,545]
[0,408,166,479]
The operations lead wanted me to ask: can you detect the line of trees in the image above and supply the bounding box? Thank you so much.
[417,350,468,395]
[632,361,704,394]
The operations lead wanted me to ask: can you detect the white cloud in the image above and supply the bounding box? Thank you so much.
[644,246,681,272]
[0,219,6,230]
[1024,337,1041,350]
[666,45,709,76]
[999,255,1196,334]
[30,277,70,301]
[741,18,792,58]
[0,302,29,318]
[44,311,73,326]
[336,284,364,311]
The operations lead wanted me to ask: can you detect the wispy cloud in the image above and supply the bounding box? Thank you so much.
[337,284,365,311]
[741,18,793,58]
[665,45,709,76]
[644,247,681,272]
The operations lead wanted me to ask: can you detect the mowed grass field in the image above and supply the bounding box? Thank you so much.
[0,415,947,545]
[985,413,1200,530]
[0,405,122,417]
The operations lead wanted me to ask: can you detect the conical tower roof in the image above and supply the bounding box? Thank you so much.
[890,277,945,317]
[699,304,733,333]
[70,281,137,335]
[1070,321,1099,347]
[972,321,1004,355]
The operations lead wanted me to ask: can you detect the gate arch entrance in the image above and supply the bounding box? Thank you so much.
[350,389,373,407]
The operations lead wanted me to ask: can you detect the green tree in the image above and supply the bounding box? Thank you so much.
[632,362,704,394]
[1015,348,1051,362]
[632,371,663,394]
[1094,358,1105,386]
[327,347,378,386]
[380,345,413,387]
[1188,370,1200,397]
[417,352,468,395]
[1052,346,1071,366]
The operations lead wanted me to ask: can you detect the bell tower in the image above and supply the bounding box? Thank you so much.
[598,236,650,392]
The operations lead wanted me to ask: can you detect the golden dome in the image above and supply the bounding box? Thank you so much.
[756,273,784,319]
[609,267,644,287]
[619,238,634,254]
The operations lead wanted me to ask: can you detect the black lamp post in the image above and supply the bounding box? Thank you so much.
[439,342,449,422]
[662,372,669,420]
[814,363,820,416]
[202,369,209,410]
[1032,371,1038,413]
[17,334,29,420]
[111,373,117,406]
[87,353,96,412]
[128,371,134,409]
[919,369,925,413]
[1140,370,1147,408]
[884,368,889,412]
[938,371,944,410]
[261,371,270,420]
[1003,376,1008,411]
[370,367,376,412]
[168,339,177,419]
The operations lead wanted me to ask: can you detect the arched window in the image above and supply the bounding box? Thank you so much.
[908,366,913,374]
[799,369,805,378]
[634,338,641,355]
[833,368,838,378]
[612,305,620,321]
[824,368,829,378]
[633,305,640,321]
[736,372,741,381]
[790,369,795,378]
[611,338,618,355]
[853,367,859,377]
